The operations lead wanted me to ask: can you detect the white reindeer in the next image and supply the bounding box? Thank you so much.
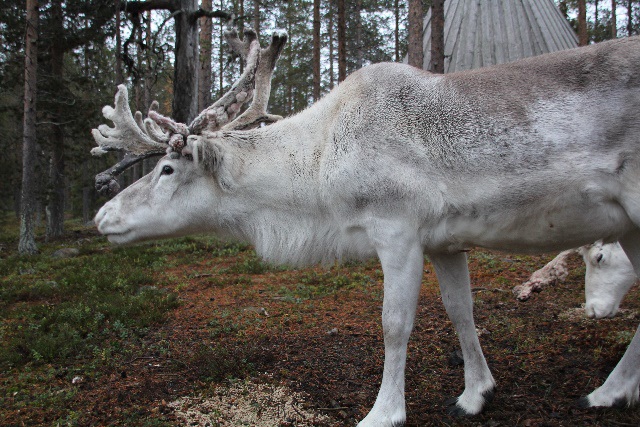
[92,27,640,426]
[514,241,637,318]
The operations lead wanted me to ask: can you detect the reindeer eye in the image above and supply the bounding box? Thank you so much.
[161,165,174,175]
[596,253,604,263]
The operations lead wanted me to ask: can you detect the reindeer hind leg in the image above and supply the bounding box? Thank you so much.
[430,252,496,416]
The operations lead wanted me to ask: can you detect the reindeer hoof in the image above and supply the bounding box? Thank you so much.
[576,396,591,408]
[576,395,630,409]
[443,397,468,417]
[448,406,470,417]
[445,388,496,417]
[482,388,496,404]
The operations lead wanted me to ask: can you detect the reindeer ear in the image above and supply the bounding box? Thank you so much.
[183,135,237,191]
[577,245,588,257]
[183,135,223,171]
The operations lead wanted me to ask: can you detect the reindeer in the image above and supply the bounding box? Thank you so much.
[92,25,640,425]
[515,241,637,319]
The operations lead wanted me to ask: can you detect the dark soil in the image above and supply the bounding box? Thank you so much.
[5,237,640,427]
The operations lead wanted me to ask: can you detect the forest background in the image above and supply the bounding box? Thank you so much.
[0,0,635,249]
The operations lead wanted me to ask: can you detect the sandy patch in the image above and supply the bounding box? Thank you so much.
[169,380,333,426]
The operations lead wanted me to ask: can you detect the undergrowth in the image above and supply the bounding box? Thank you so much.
[0,215,253,425]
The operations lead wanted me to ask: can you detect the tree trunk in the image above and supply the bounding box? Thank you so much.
[612,0,617,38]
[328,0,335,89]
[355,0,363,69]
[394,0,400,62]
[46,0,65,239]
[82,161,90,224]
[628,0,633,37]
[46,125,65,239]
[82,187,92,224]
[337,0,346,82]
[313,0,321,101]
[218,10,224,98]
[578,0,588,45]
[20,0,39,254]
[237,0,245,74]
[143,10,153,176]
[116,0,125,190]
[408,0,424,68]
[199,0,213,110]
[286,4,293,112]
[132,18,144,182]
[172,0,199,124]
[115,0,124,85]
[253,0,260,40]
[430,0,445,73]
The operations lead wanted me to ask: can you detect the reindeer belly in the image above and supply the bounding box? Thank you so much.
[439,182,634,253]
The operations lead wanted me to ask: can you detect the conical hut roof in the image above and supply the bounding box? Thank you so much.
[420,0,578,72]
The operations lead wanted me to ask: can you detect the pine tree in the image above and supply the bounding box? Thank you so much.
[430,0,445,73]
[199,0,214,110]
[408,0,423,68]
[313,0,321,101]
[19,0,39,254]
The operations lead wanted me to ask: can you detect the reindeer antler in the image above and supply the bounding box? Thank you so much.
[188,24,261,134]
[91,18,287,197]
[189,22,288,133]
[223,29,288,131]
[91,85,178,156]
[91,85,189,196]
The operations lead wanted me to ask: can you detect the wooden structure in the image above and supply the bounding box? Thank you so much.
[419,0,578,72]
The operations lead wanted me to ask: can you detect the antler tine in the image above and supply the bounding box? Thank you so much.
[224,18,258,60]
[91,85,169,156]
[223,30,288,131]
[188,26,261,134]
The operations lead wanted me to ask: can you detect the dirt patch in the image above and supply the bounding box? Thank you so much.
[4,243,640,426]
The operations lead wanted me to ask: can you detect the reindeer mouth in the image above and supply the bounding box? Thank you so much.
[103,230,135,245]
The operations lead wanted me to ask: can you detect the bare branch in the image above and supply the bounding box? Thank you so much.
[95,152,161,197]
[120,0,176,14]
[192,8,232,21]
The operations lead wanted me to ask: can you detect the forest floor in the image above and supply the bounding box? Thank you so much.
[1,220,640,426]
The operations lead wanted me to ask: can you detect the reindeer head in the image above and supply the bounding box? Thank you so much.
[580,241,637,319]
[92,22,287,244]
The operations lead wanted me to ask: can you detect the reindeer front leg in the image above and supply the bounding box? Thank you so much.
[358,225,424,427]
[430,252,496,415]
